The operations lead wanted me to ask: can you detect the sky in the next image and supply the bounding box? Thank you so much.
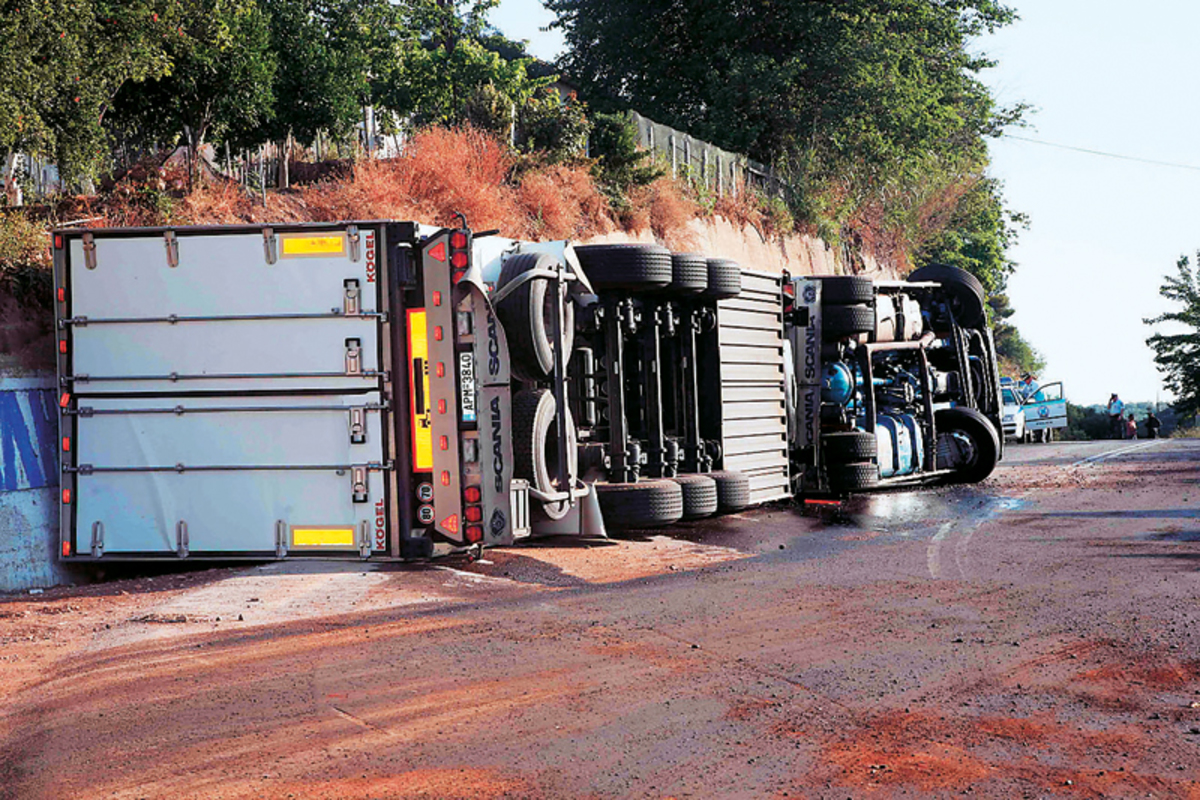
[490,0,1199,406]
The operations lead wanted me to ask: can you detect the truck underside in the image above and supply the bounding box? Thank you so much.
[52,221,1002,561]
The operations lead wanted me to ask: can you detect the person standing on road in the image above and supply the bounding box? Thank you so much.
[1126,412,1138,440]
[1108,393,1125,439]
[1146,411,1162,439]
[1020,373,1040,401]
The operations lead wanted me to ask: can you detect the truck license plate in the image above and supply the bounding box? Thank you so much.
[459,352,477,422]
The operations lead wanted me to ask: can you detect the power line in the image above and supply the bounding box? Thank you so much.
[1001,134,1200,173]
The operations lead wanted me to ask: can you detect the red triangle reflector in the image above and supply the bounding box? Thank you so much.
[428,241,447,263]
[441,514,459,534]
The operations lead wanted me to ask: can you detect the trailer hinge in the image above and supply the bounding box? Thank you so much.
[349,407,367,444]
[343,279,361,316]
[351,466,368,503]
[82,233,97,270]
[359,520,371,559]
[275,519,288,558]
[90,521,105,558]
[347,225,361,262]
[164,230,179,268]
[263,227,277,264]
[344,338,362,375]
[175,520,189,558]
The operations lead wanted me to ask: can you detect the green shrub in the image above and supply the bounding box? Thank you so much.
[0,213,52,309]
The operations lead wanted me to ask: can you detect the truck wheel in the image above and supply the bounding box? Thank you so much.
[908,264,986,327]
[816,276,873,305]
[828,462,879,493]
[574,244,672,291]
[704,258,742,299]
[669,253,709,294]
[935,407,999,483]
[824,304,874,337]
[822,431,877,463]
[672,474,718,519]
[496,253,576,382]
[708,469,751,512]
[595,479,684,530]
[513,389,579,520]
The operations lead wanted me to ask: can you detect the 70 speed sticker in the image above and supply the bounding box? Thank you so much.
[459,352,477,422]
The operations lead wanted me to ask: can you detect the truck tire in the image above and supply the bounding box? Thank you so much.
[574,244,672,291]
[672,474,719,519]
[669,253,708,294]
[495,253,576,382]
[822,431,877,463]
[828,462,879,493]
[908,264,986,327]
[708,469,751,512]
[816,276,873,305]
[824,304,874,337]
[595,479,684,529]
[704,258,742,299]
[513,389,579,520]
[935,406,1000,484]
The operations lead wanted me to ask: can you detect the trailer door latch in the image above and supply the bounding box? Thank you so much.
[351,466,368,503]
[343,279,361,316]
[263,227,277,264]
[347,225,361,262]
[359,520,371,559]
[275,519,288,558]
[345,338,362,375]
[82,233,97,270]
[176,520,189,558]
[90,521,104,558]
[164,230,179,268]
[349,407,367,444]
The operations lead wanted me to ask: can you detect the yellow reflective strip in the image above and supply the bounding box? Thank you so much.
[292,527,356,547]
[280,234,347,257]
[408,309,433,470]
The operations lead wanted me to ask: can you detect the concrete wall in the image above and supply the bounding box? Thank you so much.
[0,375,71,592]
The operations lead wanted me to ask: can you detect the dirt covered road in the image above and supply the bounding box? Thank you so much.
[2,439,1199,798]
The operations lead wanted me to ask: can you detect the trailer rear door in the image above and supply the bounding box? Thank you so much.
[56,225,393,558]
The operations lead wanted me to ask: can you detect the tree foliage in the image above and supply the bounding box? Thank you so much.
[1145,254,1200,419]
[0,1,178,184]
[918,178,1026,295]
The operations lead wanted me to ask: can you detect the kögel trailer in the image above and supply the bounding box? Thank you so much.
[51,221,1002,561]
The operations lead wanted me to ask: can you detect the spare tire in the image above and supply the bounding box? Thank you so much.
[816,276,873,305]
[595,479,684,530]
[513,389,579,520]
[908,263,986,327]
[935,406,1000,484]
[495,253,576,382]
[669,253,708,294]
[672,474,719,520]
[705,258,742,299]
[575,244,672,292]
[708,470,751,512]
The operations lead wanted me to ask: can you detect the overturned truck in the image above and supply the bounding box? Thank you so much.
[52,221,1002,561]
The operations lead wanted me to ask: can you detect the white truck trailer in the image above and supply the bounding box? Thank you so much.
[52,221,1003,561]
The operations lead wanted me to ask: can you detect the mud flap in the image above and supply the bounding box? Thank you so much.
[528,482,608,539]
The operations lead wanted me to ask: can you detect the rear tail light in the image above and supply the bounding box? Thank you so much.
[439,435,449,451]
[59,392,71,408]
[451,251,468,269]
[440,470,451,487]
[61,541,71,557]
[450,231,468,249]
[61,489,71,504]
[54,234,63,250]
[59,340,68,354]
[62,437,70,452]
[57,287,66,302]
[465,525,483,544]
[464,486,481,503]
[465,506,482,523]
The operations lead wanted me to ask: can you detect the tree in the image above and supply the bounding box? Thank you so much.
[110,0,277,185]
[0,1,178,190]
[917,178,1027,296]
[1145,253,1200,419]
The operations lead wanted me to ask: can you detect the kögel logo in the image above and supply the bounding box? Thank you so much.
[490,396,505,492]
[365,232,377,283]
[374,498,386,551]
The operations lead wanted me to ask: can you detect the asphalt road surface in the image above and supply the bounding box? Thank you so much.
[2,438,1199,799]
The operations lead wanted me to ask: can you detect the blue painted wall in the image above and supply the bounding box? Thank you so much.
[0,377,71,592]
[0,387,59,492]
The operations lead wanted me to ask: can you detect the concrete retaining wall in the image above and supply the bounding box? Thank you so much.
[0,375,71,592]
